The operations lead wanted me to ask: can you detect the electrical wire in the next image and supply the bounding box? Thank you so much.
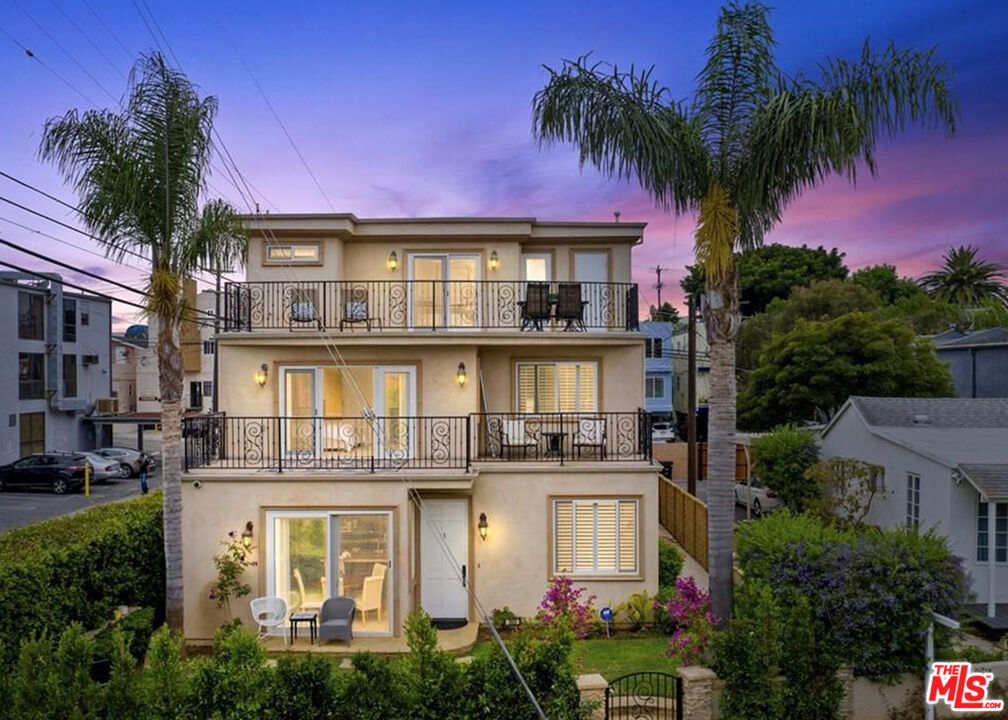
[0,25,98,105]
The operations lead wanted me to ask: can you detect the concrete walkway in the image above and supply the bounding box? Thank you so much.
[661,527,709,591]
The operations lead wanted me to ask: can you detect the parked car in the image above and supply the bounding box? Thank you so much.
[652,422,676,443]
[734,477,782,517]
[82,453,122,483]
[0,453,88,494]
[92,447,156,478]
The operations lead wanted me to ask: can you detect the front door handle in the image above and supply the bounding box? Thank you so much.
[461,564,467,588]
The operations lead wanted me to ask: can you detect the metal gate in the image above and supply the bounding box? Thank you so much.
[605,671,681,720]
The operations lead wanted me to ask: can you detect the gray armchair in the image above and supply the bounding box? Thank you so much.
[318,596,356,644]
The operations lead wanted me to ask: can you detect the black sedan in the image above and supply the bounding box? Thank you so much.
[0,453,89,494]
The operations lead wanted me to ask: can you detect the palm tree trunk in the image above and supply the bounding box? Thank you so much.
[157,318,185,632]
[705,273,738,627]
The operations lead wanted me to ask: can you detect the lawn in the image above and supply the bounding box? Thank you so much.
[469,633,678,681]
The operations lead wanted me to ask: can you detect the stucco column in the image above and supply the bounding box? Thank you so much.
[576,673,608,720]
[678,666,717,720]
[989,500,997,618]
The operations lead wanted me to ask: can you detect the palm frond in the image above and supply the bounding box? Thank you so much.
[919,245,1008,307]
[179,198,248,275]
[532,55,708,213]
[694,180,738,283]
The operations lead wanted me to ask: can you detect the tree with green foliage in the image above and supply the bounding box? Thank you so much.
[683,243,848,314]
[971,297,1008,330]
[40,53,247,632]
[920,245,1008,307]
[805,456,879,525]
[532,0,956,623]
[739,312,955,429]
[852,264,922,304]
[649,301,680,323]
[750,425,819,511]
[877,291,968,334]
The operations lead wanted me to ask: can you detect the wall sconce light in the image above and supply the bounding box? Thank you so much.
[488,250,499,271]
[241,521,254,549]
[478,512,488,541]
[456,362,467,387]
[387,251,398,272]
[254,363,268,388]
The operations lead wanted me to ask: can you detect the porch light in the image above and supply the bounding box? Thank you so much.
[387,251,398,272]
[456,362,467,387]
[254,363,268,388]
[478,512,488,541]
[488,250,499,271]
[241,521,254,549]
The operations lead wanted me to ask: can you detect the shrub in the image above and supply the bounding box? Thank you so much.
[141,627,188,720]
[187,626,270,720]
[400,609,464,720]
[265,653,342,720]
[336,653,407,720]
[616,591,653,630]
[93,606,156,665]
[779,591,843,720]
[658,539,684,588]
[661,577,716,666]
[735,509,853,578]
[0,493,164,662]
[537,576,597,639]
[751,425,819,510]
[653,585,676,635]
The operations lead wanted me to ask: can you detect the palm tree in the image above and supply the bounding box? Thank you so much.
[919,245,1008,307]
[533,1,956,623]
[40,52,247,631]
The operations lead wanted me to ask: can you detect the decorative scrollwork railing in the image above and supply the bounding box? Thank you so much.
[605,671,681,720]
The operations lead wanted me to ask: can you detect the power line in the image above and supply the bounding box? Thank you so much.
[80,0,133,60]
[50,0,127,80]
[0,25,98,105]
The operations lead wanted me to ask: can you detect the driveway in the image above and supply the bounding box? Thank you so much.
[0,467,162,534]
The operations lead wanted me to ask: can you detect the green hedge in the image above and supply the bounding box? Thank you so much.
[0,492,164,661]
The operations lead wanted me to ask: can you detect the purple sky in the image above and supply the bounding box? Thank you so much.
[2,0,1006,327]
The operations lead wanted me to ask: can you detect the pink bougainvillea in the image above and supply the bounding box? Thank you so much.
[661,577,716,665]
[538,575,597,638]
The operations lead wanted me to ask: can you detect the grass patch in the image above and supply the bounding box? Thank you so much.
[470,633,677,681]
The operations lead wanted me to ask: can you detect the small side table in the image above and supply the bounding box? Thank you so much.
[290,610,318,644]
[542,431,567,460]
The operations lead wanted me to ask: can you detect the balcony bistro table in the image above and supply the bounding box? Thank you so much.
[290,611,318,644]
[542,431,567,460]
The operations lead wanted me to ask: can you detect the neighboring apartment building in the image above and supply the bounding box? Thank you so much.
[180,214,656,641]
[0,272,112,464]
[932,327,1008,398]
[668,321,710,435]
[640,321,675,420]
[137,288,217,413]
[112,331,146,413]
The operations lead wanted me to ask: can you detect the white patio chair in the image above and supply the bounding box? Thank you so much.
[500,418,539,460]
[359,572,385,624]
[250,596,288,644]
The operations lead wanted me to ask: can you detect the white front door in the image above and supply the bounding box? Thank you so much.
[420,498,469,620]
[574,251,609,328]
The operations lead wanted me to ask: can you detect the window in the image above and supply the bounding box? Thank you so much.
[645,338,663,358]
[868,465,885,493]
[63,298,77,342]
[18,291,44,340]
[80,309,89,326]
[645,377,665,399]
[266,244,320,263]
[981,502,1008,563]
[521,253,551,282]
[19,412,45,456]
[906,473,921,529]
[18,353,45,399]
[553,498,638,575]
[189,381,202,408]
[516,362,597,413]
[203,339,216,354]
[63,354,77,398]
[202,380,213,397]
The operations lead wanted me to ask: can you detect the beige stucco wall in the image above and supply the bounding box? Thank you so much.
[180,465,657,640]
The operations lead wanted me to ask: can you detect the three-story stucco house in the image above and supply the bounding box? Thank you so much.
[180,214,657,641]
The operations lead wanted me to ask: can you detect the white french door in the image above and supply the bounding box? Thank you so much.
[374,367,416,460]
[280,367,321,458]
[409,254,480,329]
[574,251,609,328]
[420,498,469,620]
[267,509,394,636]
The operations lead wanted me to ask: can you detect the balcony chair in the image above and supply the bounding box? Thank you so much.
[318,597,356,644]
[556,283,589,331]
[358,564,386,624]
[339,288,382,331]
[573,417,607,459]
[324,420,361,455]
[249,596,288,644]
[499,418,539,460]
[289,299,323,331]
[518,282,551,331]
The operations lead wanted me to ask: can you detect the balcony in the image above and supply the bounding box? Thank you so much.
[182,411,653,472]
[222,280,640,333]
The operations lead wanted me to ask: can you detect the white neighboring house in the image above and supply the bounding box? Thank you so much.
[819,396,1008,621]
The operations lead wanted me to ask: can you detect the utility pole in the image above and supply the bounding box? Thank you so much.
[652,265,667,309]
[687,293,698,496]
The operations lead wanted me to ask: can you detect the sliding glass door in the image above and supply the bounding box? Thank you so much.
[409,254,480,329]
[268,510,393,636]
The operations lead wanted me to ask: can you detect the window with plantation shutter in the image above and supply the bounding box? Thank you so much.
[552,498,638,576]
[516,362,598,412]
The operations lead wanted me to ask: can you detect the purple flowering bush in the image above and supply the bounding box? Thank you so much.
[537,576,597,639]
[658,577,717,665]
[738,512,968,679]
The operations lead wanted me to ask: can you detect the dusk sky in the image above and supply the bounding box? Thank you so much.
[2,0,1007,327]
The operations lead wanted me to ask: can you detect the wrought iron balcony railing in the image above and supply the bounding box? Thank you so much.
[223,280,640,332]
[182,411,653,471]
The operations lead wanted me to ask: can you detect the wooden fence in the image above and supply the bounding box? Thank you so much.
[658,476,708,571]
